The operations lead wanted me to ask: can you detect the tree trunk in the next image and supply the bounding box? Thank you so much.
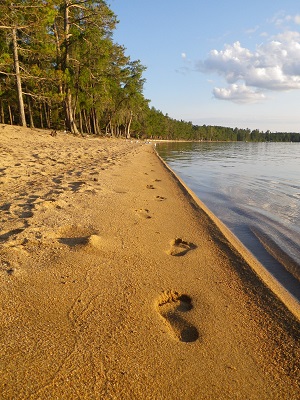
[63,2,79,135]
[8,104,13,125]
[39,103,44,128]
[43,102,50,128]
[27,96,34,128]
[107,114,115,137]
[64,91,77,133]
[105,119,111,135]
[79,108,83,133]
[0,100,4,124]
[12,27,26,127]
[126,111,133,139]
[53,22,63,95]
[92,108,100,135]
[82,109,89,133]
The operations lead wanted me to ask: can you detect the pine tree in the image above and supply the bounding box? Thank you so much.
[0,1,57,127]
[0,1,148,135]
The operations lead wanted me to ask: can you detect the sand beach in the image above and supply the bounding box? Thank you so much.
[0,124,299,399]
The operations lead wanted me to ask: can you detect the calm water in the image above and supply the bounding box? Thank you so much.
[157,142,300,302]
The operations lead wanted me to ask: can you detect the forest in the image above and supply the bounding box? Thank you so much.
[1,1,299,142]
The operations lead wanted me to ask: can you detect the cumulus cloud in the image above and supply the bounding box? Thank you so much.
[198,30,300,103]
[213,84,265,104]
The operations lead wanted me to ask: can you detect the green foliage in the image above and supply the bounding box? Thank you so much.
[142,108,300,142]
[0,1,298,139]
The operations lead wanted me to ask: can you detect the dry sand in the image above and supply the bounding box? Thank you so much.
[0,124,299,399]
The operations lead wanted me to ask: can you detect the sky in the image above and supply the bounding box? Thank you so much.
[109,0,300,133]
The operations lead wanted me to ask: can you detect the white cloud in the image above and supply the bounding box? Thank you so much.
[181,52,187,59]
[213,84,265,103]
[271,11,291,28]
[198,31,300,103]
[270,12,300,29]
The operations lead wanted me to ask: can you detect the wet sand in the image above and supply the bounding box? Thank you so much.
[0,124,299,399]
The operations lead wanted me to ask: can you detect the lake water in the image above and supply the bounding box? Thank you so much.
[157,141,300,302]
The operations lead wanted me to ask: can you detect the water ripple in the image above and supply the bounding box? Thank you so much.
[158,142,300,302]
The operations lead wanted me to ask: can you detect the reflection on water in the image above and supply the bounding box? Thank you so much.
[157,142,300,302]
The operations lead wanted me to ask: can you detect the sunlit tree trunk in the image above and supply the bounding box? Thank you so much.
[63,1,79,134]
[12,27,26,127]
[126,110,133,138]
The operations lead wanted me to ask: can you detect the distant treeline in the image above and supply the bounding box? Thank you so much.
[139,108,300,142]
[0,1,298,142]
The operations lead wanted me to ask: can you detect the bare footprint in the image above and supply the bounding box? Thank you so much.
[135,209,152,219]
[57,226,100,248]
[156,195,166,201]
[146,184,155,190]
[167,238,197,256]
[157,290,199,343]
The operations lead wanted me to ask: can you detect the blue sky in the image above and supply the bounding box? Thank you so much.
[109,0,300,132]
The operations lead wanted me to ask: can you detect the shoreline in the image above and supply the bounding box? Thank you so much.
[0,125,299,399]
[156,149,300,321]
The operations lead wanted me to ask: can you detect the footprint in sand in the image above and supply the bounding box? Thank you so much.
[135,209,152,219]
[167,238,197,257]
[57,226,102,249]
[155,195,166,201]
[146,184,155,190]
[157,290,199,343]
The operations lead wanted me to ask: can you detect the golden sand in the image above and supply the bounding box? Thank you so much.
[0,124,299,399]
